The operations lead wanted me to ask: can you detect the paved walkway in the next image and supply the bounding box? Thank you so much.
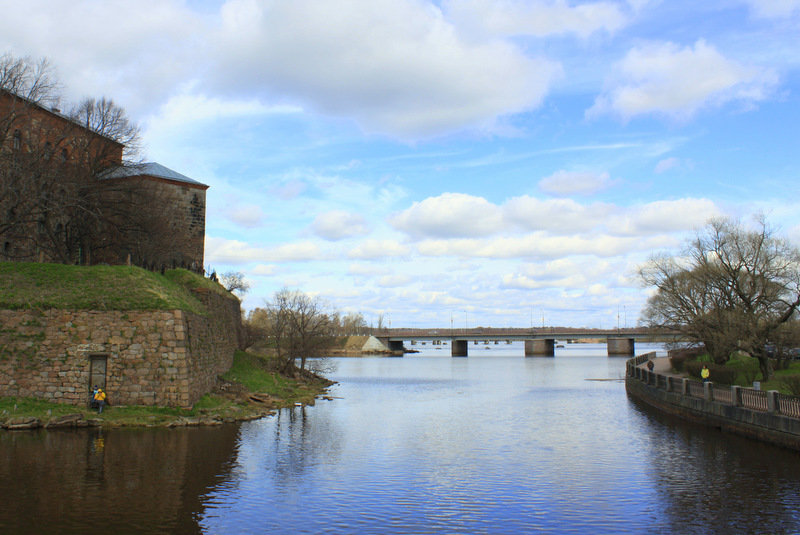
[638,355,686,378]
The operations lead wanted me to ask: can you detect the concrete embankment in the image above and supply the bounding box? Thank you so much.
[327,335,398,356]
[626,353,800,451]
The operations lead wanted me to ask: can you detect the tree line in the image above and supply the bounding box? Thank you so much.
[245,288,385,373]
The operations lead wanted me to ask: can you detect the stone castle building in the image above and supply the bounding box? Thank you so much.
[0,89,208,270]
[0,90,239,409]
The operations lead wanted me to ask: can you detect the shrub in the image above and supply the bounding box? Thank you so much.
[669,347,705,372]
[779,375,800,396]
[726,354,761,384]
[685,361,737,385]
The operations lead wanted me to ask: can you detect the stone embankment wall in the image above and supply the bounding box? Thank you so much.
[626,352,800,451]
[0,290,242,408]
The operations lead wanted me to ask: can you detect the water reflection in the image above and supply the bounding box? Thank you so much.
[0,425,240,534]
[199,350,800,534]
[3,348,800,534]
[629,399,800,533]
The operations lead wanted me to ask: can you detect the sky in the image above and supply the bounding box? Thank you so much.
[2,0,799,329]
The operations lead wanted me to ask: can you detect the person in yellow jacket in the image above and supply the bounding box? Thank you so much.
[93,388,107,414]
[701,365,710,383]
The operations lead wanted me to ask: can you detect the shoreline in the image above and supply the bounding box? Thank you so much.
[1,352,334,431]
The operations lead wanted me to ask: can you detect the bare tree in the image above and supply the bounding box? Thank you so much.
[220,271,250,295]
[339,311,368,335]
[0,52,151,265]
[267,288,336,373]
[69,97,141,164]
[0,53,59,109]
[640,216,800,379]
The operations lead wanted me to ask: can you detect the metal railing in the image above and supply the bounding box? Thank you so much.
[627,355,800,419]
[712,386,733,404]
[777,393,800,418]
[687,380,704,398]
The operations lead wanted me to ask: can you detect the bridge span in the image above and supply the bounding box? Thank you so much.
[376,327,679,357]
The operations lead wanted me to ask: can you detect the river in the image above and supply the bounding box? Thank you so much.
[2,343,799,534]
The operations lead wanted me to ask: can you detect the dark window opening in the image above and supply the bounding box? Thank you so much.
[12,130,21,150]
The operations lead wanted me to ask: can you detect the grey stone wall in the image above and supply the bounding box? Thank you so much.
[626,377,800,451]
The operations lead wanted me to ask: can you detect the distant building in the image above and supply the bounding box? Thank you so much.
[0,89,208,270]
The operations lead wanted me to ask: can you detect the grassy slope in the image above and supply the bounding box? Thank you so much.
[0,262,235,314]
[222,351,331,401]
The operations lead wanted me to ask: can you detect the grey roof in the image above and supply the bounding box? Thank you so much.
[100,162,207,187]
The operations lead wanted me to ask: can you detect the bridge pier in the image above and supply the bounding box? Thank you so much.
[525,339,555,357]
[451,339,468,357]
[607,337,635,356]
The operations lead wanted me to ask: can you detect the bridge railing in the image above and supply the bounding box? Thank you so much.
[626,354,800,419]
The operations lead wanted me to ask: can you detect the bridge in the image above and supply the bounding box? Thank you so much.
[376,327,680,357]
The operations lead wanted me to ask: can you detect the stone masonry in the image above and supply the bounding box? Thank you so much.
[0,290,242,408]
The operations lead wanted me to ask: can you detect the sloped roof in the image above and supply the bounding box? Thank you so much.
[100,162,207,188]
[0,89,124,147]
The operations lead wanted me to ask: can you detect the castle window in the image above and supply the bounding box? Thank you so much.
[12,130,21,150]
[60,148,68,162]
[44,141,53,159]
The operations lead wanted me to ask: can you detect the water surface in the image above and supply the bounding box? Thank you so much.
[2,343,799,533]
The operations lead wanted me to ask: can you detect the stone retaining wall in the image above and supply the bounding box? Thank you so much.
[626,355,800,451]
[0,290,242,408]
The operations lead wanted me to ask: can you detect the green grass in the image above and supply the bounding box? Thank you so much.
[0,394,246,426]
[718,353,800,393]
[678,351,800,394]
[0,263,234,313]
[725,353,762,385]
[163,269,235,299]
[222,351,329,403]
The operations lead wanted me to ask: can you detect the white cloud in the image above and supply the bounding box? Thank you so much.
[144,93,301,145]
[347,263,390,277]
[212,0,561,138]
[743,0,800,18]
[654,157,679,174]
[504,196,614,234]
[390,192,504,238]
[348,240,412,260]
[417,233,665,259]
[225,204,265,228]
[444,0,629,39]
[251,264,277,276]
[0,0,203,114]
[311,211,368,240]
[588,39,777,121]
[149,92,299,126]
[206,237,323,264]
[609,198,721,235]
[378,275,413,287]
[538,170,615,196]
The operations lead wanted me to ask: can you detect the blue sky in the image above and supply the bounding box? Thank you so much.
[2,0,799,328]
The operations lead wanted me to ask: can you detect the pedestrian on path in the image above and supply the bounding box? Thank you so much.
[701,365,710,383]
